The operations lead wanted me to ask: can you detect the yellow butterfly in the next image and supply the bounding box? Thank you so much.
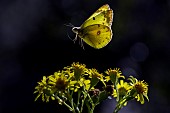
[72,4,113,49]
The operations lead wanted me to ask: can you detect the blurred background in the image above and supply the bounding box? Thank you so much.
[0,0,170,113]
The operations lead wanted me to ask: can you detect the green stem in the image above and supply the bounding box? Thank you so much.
[82,89,95,113]
[87,93,95,113]
[115,79,119,102]
[54,95,76,113]
[113,99,126,113]
[80,92,87,113]
[75,91,81,113]
[70,98,76,113]
[77,91,81,106]
[113,104,121,113]
[86,102,91,113]
[89,107,94,113]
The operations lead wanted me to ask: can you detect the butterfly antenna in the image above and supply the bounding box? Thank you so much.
[65,23,76,42]
[63,23,75,28]
[69,23,75,27]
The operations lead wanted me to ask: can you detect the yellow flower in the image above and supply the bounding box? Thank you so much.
[128,76,149,104]
[113,80,130,98]
[34,76,55,102]
[69,78,91,92]
[89,69,103,79]
[105,68,125,84]
[65,62,88,81]
[113,80,131,106]
[48,72,69,91]
[88,68,106,87]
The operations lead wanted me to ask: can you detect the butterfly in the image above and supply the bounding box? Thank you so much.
[71,4,113,49]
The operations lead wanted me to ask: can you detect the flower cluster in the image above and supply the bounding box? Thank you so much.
[34,62,149,113]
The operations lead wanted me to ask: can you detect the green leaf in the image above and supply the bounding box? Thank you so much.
[98,91,108,103]
[90,77,99,89]
[43,89,53,96]
[110,73,117,85]
[91,95,99,104]
[74,69,82,80]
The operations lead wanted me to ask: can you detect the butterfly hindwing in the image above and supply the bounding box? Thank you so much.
[79,24,112,49]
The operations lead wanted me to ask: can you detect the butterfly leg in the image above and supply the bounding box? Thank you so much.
[73,34,78,43]
[67,33,78,44]
[80,39,85,50]
[67,32,74,41]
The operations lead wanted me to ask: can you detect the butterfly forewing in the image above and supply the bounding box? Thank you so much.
[85,4,110,22]
[81,9,113,28]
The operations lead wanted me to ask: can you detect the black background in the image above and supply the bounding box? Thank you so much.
[0,0,170,113]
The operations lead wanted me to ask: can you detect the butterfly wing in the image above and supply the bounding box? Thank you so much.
[80,5,113,28]
[85,4,110,22]
[79,24,112,49]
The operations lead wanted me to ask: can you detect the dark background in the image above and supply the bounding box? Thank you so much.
[0,0,170,113]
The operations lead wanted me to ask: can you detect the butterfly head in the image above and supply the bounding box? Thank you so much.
[72,27,81,34]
